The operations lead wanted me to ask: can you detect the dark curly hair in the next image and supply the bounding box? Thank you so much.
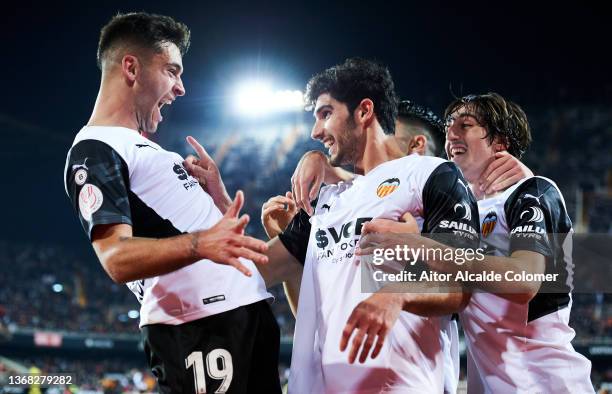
[97,12,191,70]
[443,92,532,158]
[304,58,398,135]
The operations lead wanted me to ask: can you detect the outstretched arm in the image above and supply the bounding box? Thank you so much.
[92,191,269,283]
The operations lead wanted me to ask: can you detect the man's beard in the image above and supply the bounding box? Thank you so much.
[329,118,357,166]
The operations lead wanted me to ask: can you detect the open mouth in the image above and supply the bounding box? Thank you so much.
[449,145,467,157]
[155,98,173,122]
[323,138,335,155]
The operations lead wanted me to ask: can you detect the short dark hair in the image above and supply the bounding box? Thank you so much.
[397,100,444,156]
[97,12,191,70]
[443,92,532,158]
[305,58,398,135]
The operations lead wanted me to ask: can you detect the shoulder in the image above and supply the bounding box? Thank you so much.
[505,176,562,209]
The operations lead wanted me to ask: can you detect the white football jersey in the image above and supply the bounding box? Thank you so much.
[64,126,272,327]
[460,176,594,393]
[279,154,480,393]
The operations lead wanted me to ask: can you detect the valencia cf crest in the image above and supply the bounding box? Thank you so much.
[376,178,400,198]
[482,211,497,238]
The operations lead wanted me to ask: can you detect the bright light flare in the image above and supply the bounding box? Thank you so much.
[234,80,304,116]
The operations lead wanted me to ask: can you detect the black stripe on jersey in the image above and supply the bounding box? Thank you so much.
[421,161,480,250]
[127,190,183,238]
[504,177,572,321]
[66,139,183,240]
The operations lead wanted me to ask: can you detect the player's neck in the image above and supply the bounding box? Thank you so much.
[87,79,139,132]
[355,125,403,175]
[471,184,504,201]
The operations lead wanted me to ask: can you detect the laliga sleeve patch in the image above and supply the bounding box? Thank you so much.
[79,184,103,221]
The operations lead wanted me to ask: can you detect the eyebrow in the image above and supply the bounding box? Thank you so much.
[168,62,183,74]
[314,104,332,117]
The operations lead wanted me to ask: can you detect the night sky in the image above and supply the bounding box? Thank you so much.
[1,1,610,245]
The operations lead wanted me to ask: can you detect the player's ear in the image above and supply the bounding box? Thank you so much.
[408,135,427,156]
[121,54,139,85]
[355,98,374,127]
[492,136,508,152]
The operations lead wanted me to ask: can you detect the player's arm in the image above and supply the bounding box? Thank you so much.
[359,232,544,304]
[261,204,313,315]
[259,193,303,315]
[65,141,267,284]
[91,191,268,283]
[292,150,355,215]
[261,207,313,314]
[360,178,552,304]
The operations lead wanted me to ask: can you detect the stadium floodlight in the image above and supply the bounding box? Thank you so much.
[128,310,140,319]
[234,80,304,116]
[52,283,63,293]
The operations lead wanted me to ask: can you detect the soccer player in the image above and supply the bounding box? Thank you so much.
[63,13,281,393]
[360,93,594,393]
[254,58,480,393]
[266,99,531,394]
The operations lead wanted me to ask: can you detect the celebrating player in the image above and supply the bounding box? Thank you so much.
[358,93,594,393]
[254,58,480,393]
[63,13,281,393]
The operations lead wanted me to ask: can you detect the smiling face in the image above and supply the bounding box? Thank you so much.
[311,93,360,166]
[133,42,185,134]
[445,106,499,183]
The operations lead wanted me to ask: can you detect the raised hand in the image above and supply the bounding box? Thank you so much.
[194,191,268,276]
[183,135,232,214]
[260,192,299,239]
[291,151,329,216]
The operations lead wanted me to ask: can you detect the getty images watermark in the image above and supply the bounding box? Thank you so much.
[370,245,561,284]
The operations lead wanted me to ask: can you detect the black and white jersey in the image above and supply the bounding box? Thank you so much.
[460,176,593,393]
[280,154,479,393]
[64,126,271,327]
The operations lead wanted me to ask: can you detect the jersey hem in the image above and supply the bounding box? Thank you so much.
[138,292,273,327]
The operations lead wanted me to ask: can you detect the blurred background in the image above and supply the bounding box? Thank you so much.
[1,0,611,392]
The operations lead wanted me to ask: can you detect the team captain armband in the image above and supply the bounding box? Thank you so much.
[64,140,132,239]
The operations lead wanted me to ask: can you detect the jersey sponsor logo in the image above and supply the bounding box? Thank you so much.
[376,178,400,198]
[520,206,544,223]
[315,217,372,248]
[438,220,477,235]
[454,201,472,221]
[510,225,546,235]
[74,168,88,185]
[315,217,372,260]
[482,211,497,238]
[78,183,103,221]
[173,163,199,190]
